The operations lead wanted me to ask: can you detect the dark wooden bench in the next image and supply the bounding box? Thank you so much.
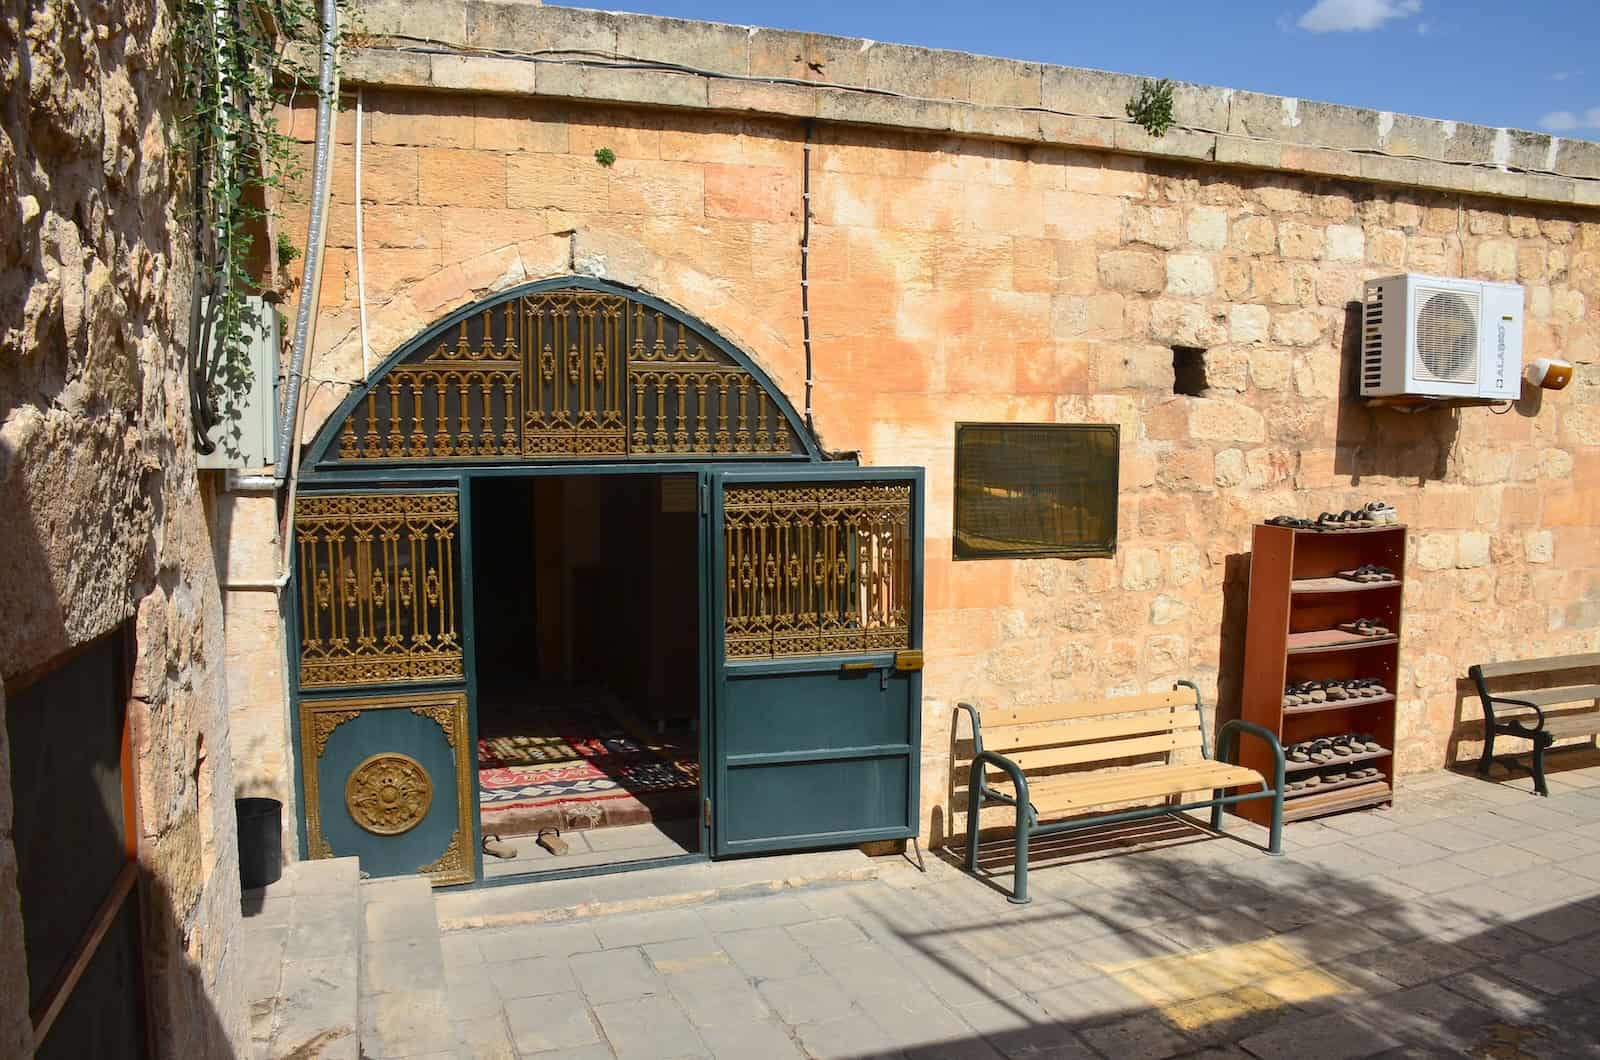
[1471,652,1600,796]
[955,681,1284,903]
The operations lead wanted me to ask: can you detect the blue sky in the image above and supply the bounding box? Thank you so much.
[601,0,1600,141]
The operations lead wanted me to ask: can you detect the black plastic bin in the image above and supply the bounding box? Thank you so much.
[236,797,283,890]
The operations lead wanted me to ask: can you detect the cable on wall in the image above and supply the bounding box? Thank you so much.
[354,89,372,381]
[800,119,816,442]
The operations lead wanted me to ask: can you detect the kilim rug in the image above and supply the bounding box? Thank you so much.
[477,705,698,836]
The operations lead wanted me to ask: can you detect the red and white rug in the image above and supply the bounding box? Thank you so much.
[477,707,698,836]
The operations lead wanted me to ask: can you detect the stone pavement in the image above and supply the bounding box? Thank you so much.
[434,761,1600,1060]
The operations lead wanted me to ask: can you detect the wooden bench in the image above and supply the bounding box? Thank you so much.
[955,681,1285,903]
[1470,652,1600,797]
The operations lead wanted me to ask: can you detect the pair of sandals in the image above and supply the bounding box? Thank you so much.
[1317,502,1400,529]
[1266,501,1399,532]
[1338,618,1391,637]
[1317,509,1378,529]
[1286,765,1383,793]
[1282,679,1387,707]
[1288,733,1384,765]
[1338,565,1397,583]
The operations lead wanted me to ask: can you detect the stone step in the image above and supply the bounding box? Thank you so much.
[435,848,883,933]
[359,874,458,1059]
[243,856,363,1060]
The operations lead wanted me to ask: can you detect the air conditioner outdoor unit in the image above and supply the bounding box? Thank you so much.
[1360,273,1524,401]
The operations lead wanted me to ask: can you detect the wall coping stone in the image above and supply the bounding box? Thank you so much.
[315,1,1600,209]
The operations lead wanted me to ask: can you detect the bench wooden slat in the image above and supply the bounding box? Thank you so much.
[1474,653,1600,680]
[962,708,1201,756]
[973,689,1197,730]
[1024,759,1249,797]
[1024,762,1262,815]
[985,730,1201,777]
[955,759,1248,805]
[1488,684,1600,707]
[1543,714,1600,739]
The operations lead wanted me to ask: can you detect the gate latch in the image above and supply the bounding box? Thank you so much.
[841,658,891,690]
[893,650,924,672]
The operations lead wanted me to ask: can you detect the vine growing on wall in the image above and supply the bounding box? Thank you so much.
[171,0,343,456]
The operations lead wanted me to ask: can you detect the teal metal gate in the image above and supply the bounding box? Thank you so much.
[708,468,925,856]
[291,490,478,885]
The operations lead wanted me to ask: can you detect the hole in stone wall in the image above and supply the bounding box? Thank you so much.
[1173,346,1209,397]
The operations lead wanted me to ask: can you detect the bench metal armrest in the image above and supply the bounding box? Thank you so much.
[968,750,1032,824]
[1470,664,1549,733]
[1487,696,1547,732]
[956,702,990,802]
[1216,719,1286,792]
[955,702,982,744]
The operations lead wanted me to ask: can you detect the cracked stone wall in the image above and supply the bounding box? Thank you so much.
[261,89,1600,851]
[0,0,247,1052]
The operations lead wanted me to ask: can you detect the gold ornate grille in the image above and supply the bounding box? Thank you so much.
[295,492,463,688]
[724,483,912,660]
[333,289,804,462]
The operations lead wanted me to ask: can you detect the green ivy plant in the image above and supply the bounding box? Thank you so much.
[276,230,302,269]
[1125,78,1177,138]
[594,147,617,167]
[171,0,346,456]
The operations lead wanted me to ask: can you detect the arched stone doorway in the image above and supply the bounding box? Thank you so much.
[288,278,925,887]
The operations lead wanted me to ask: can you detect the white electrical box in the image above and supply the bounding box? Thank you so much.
[197,295,281,469]
[1360,274,1524,401]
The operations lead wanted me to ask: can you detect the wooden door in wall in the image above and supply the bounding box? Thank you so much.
[708,467,925,856]
[292,490,477,885]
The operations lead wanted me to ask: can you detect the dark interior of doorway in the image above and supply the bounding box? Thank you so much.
[470,474,701,877]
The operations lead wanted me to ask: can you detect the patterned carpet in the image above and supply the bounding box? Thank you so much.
[477,706,698,834]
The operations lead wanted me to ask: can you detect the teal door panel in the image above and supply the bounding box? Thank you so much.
[299,691,476,885]
[723,667,913,755]
[721,756,910,847]
[709,468,925,857]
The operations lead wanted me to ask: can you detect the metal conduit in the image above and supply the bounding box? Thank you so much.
[273,0,340,483]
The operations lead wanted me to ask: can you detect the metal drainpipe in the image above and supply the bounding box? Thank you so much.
[273,0,339,483]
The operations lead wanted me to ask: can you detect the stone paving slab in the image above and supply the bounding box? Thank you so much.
[244,857,363,1060]
[380,767,1600,1058]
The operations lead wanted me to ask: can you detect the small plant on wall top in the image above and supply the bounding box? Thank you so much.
[594,147,617,167]
[1126,78,1177,138]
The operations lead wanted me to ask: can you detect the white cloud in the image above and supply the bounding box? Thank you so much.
[1416,19,1431,34]
[1297,0,1422,33]
[1549,71,1572,82]
[1539,106,1600,132]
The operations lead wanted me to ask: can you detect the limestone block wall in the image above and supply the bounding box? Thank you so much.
[0,0,246,1051]
[213,485,295,854]
[272,85,1599,849]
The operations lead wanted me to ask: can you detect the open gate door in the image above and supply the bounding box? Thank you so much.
[708,468,925,856]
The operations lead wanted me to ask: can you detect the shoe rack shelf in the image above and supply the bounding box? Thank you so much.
[1234,523,1405,826]
[1286,630,1399,654]
[1290,576,1403,595]
[1283,692,1394,717]
[1282,746,1392,774]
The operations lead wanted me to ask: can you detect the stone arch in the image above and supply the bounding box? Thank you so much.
[298,228,808,453]
[303,274,820,468]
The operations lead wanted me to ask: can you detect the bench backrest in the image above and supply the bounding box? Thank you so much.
[956,687,1204,782]
[1471,652,1600,682]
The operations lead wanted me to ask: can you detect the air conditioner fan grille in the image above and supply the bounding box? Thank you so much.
[1413,289,1478,383]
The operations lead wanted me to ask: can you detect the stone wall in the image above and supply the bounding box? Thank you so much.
[0,0,247,1052]
[266,84,1599,847]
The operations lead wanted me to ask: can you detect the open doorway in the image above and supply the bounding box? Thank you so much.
[469,473,702,877]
